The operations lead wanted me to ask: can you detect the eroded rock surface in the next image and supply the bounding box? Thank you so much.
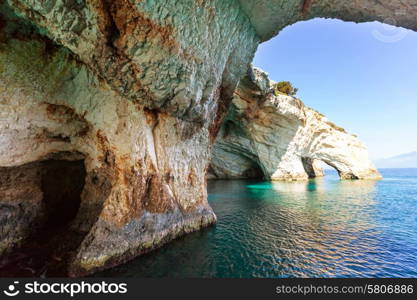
[210,67,381,181]
[0,0,258,275]
[239,0,417,41]
[0,0,408,276]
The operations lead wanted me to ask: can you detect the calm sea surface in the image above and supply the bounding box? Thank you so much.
[98,169,417,278]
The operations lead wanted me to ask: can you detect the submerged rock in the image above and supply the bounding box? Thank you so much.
[210,67,381,181]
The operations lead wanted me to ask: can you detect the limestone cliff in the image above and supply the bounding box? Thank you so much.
[0,0,409,276]
[0,0,259,276]
[210,67,381,181]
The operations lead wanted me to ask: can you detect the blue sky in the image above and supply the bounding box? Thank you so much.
[253,18,417,160]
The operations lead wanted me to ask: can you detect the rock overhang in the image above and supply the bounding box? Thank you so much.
[0,0,408,276]
[238,0,417,41]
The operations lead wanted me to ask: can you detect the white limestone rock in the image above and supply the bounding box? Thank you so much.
[211,67,381,181]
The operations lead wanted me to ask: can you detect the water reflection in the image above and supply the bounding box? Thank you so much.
[97,169,417,278]
[243,178,380,277]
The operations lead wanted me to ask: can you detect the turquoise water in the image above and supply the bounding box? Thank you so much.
[99,169,417,278]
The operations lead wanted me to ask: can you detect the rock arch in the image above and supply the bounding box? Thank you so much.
[208,120,264,179]
[301,157,325,179]
[239,0,417,42]
[0,3,218,276]
[0,0,411,275]
[210,67,382,181]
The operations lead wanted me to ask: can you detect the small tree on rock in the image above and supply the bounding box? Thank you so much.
[273,81,298,96]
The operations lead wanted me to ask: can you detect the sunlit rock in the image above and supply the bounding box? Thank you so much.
[0,0,259,276]
[0,0,407,275]
[210,67,382,181]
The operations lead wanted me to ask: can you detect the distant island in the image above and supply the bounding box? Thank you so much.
[375,152,417,169]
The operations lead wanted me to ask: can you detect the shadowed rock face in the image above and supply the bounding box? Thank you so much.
[301,158,325,179]
[0,0,409,275]
[239,0,417,41]
[1,0,247,275]
[210,67,382,181]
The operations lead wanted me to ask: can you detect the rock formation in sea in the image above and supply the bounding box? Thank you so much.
[209,67,381,181]
[0,0,409,276]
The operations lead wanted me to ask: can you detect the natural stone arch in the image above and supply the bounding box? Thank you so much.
[0,0,413,276]
[210,66,381,181]
[239,0,417,42]
[301,157,325,179]
[0,2,220,276]
[208,120,264,179]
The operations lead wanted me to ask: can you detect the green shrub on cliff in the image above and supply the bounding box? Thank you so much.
[273,81,298,96]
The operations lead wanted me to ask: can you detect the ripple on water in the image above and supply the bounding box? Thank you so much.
[96,169,417,278]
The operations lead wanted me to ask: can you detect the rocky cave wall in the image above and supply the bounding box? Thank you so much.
[0,0,412,275]
[0,0,259,276]
[209,67,381,181]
